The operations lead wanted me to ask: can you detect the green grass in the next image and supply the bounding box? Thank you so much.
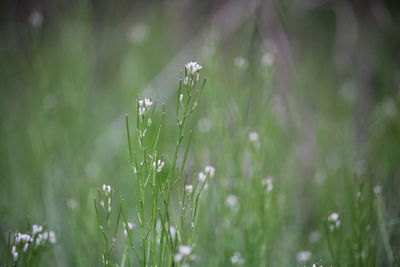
[0,4,399,267]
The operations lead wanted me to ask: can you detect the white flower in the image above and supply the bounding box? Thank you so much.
[261,52,275,66]
[296,251,312,262]
[179,94,184,102]
[231,252,245,265]
[67,198,79,209]
[328,212,341,231]
[32,224,43,235]
[102,184,112,196]
[15,233,32,244]
[174,253,183,262]
[123,222,136,236]
[49,231,57,244]
[204,165,215,178]
[23,243,29,252]
[225,194,239,212]
[261,177,274,192]
[185,184,193,194]
[169,226,176,240]
[198,172,207,182]
[184,61,202,86]
[179,245,192,256]
[234,56,248,69]
[137,98,153,115]
[185,61,202,75]
[198,118,212,133]
[248,132,259,142]
[12,246,18,261]
[153,159,165,173]
[373,185,382,195]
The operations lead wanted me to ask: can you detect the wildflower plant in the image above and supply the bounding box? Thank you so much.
[6,224,56,267]
[94,61,208,266]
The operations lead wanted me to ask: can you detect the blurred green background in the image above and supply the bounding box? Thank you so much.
[0,0,399,266]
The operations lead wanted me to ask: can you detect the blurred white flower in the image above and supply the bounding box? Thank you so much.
[102,184,113,196]
[185,184,193,194]
[308,231,321,244]
[231,252,245,265]
[225,194,239,212]
[123,222,136,236]
[248,132,259,142]
[32,225,43,235]
[198,172,207,182]
[67,198,79,210]
[296,250,312,262]
[204,165,215,178]
[261,177,274,193]
[29,11,43,27]
[127,24,149,44]
[234,56,248,69]
[328,212,341,231]
[198,118,212,133]
[179,245,192,256]
[12,246,18,261]
[261,52,275,67]
[49,231,57,244]
[373,185,383,195]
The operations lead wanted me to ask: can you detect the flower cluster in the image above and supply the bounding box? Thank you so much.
[123,222,136,237]
[328,212,341,231]
[153,159,165,173]
[296,250,312,263]
[198,165,215,182]
[174,245,196,265]
[11,224,56,262]
[231,252,245,265]
[138,98,153,116]
[261,177,274,193]
[183,61,202,86]
[101,184,113,212]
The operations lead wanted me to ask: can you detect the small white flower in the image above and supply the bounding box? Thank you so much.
[185,61,202,75]
[67,198,79,209]
[179,245,192,256]
[261,52,275,66]
[296,251,312,262]
[248,132,259,142]
[198,172,207,182]
[261,177,274,193]
[12,246,18,261]
[225,194,239,212]
[234,56,248,69]
[308,231,321,243]
[328,212,341,231]
[102,184,112,196]
[179,94,184,102]
[231,252,245,265]
[204,165,215,178]
[184,61,202,86]
[147,118,152,126]
[32,225,43,235]
[137,98,153,115]
[174,253,183,262]
[373,185,382,195]
[23,243,29,252]
[153,159,165,173]
[185,184,193,194]
[49,231,57,244]
[29,11,43,28]
[123,222,136,236]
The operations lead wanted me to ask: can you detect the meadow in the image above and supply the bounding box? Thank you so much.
[0,1,399,266]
